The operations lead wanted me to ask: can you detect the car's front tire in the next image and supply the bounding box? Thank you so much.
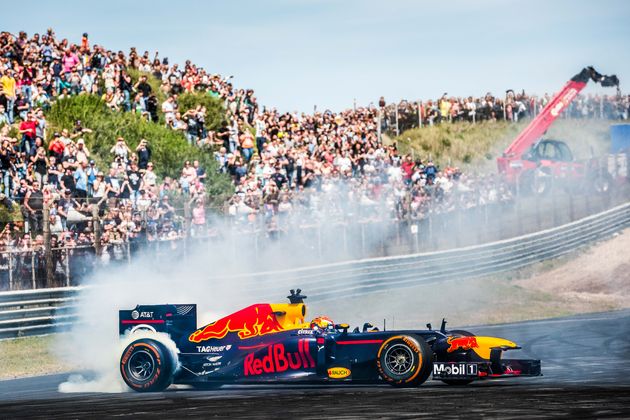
[120,338,176,392]
[376,335,432,387]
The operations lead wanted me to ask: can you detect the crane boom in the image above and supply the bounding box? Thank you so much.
[502,67,619,158]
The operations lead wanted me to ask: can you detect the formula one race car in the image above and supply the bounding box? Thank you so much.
[118,290,541,392]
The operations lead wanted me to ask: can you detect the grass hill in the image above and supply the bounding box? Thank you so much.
[392,119,617,172]
[47,94,233,205]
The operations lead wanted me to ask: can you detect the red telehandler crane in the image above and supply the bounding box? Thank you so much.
[497,67,619,194]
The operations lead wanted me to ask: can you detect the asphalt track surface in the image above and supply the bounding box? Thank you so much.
[1,310,629,419]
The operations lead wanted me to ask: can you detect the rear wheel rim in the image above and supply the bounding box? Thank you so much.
[128,350,156,382]
[384,344,414,375]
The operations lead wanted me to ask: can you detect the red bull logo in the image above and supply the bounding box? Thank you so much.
[244,339,315,376]
[189,304,284,342]
[447,336,479,353]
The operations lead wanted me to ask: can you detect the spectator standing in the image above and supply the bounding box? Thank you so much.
[136,139,151,170]
[134,75,152,108]
[86,160,98,196]
[240,129,255,163]
[111,137,131,163]
[254,114,266,155]
[18,112,37,154]
[161,95,176,124]
[24,181,44,233]
[0,69,17,123]
[74,161,88,199]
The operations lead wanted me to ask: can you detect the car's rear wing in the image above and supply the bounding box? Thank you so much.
[119,304,197,340]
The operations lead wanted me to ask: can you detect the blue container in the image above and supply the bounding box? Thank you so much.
[610,124,630,153]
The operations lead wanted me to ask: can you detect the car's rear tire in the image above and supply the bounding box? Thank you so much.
[377,335,432,387]
[120,338,176,392]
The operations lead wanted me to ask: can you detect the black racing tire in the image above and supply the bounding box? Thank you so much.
[120,338,176,392]
[377,335,432,387]
[519,168,551,196]
[441,379,474,386]
[591,172,613,194]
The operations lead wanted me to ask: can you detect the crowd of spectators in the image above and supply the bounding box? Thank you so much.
[383,90,630,133]
[0,29,233,265]
[0,28,626,288]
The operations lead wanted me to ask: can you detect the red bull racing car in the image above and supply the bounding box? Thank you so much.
[118,290,541,392]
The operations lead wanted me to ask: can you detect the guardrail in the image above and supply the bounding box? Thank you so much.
[0,287,80,339]
[1,201,629,339]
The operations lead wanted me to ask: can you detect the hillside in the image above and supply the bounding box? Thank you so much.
[393,119,617,172]
[47,94,233,205]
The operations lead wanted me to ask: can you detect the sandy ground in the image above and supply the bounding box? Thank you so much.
[517,228,630,309]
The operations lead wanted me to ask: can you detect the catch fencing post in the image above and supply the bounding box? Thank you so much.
[515,200,523,238]
[456,210,463,247]
[184,201,191,258]
[428,213,434,250]
[92,204,101,257]
[410,224,419,253]
[417,101,423,128]
[534,194,541,230]
[360,223,366,257]
[254,231,259,260]
[8,251,13,290]
[552,184,559,227]
[43,204,53,287]
[64,248,70,287]
[31,251,36,289]
[317,226,323,258]
[483,204,489,242]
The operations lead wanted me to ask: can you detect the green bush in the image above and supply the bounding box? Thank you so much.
[126,69,226,131]
[177,92,226,132]
[47,95,233,205]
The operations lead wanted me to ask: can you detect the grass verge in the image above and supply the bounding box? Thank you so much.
[0,334,70,380]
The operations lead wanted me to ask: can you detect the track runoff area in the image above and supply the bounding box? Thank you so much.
[1,309,629,418]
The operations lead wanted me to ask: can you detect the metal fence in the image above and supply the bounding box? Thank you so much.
[0,287,79,339]
[0,187,627,292]
[1,200,629,339]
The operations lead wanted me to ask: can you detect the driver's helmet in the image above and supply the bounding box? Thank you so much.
[310,316,334,330]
